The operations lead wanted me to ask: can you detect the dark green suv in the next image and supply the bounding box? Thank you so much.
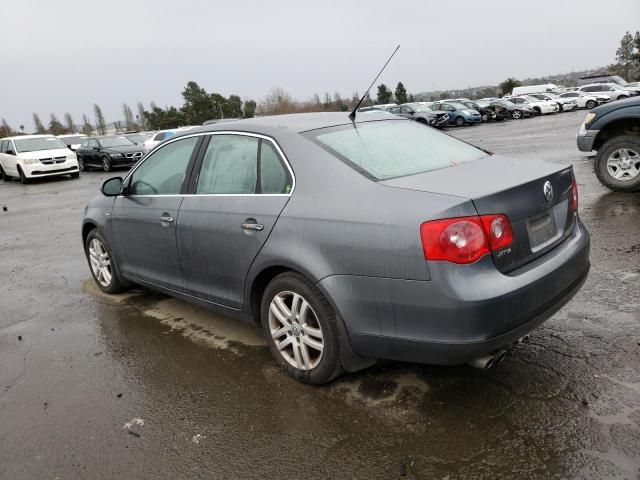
[577,96,640,191]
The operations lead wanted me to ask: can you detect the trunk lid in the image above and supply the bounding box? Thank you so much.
[380,155,576,272]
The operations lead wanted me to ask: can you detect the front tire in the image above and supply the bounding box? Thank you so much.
[78,157,86,172]
[261,272,343,384]
[585,100,596,109]
[455,116,465,127]
[18,166,29,184]
[70,172,79,179]
[594,135,640,192]
[101,156,112,172]
[85,229,128,294]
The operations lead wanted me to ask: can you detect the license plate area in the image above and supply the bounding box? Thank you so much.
[527,208,561,252]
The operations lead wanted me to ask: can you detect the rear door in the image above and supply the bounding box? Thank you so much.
[110,135,202,289]
[177,133,293,309]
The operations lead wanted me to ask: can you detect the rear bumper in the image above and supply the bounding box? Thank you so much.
[318,220,590,365]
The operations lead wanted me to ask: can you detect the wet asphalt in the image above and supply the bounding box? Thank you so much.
[0,110,639,479]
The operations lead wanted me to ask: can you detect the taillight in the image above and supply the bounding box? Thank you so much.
[420,214,513,264]
[570,180,578,212]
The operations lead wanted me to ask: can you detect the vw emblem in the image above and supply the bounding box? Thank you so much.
[543,181,554,203]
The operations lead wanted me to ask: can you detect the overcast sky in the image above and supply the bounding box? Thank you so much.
[3,0,639,130]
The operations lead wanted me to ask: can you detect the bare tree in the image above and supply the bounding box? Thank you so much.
[81,114,93,135]
[63,112,75,133]
[48,114,66,135]
[93,104,106,135]
[122,103,135,131]
[1,118,12,137]
[137,102,146,129]
[33,113,47,134]
[258,87,298,116]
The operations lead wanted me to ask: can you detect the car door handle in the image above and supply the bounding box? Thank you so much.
[241,222,264,231]
[160,215,174,223]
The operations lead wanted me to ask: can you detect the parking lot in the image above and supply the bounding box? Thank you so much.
[0,110,639,479]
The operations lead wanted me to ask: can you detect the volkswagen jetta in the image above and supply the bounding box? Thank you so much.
[82,112,590,384]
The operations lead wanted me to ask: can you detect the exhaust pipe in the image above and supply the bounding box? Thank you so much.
[468,349,508,369]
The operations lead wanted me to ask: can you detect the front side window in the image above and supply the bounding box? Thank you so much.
[305,120,487,181]
[129,136,198,195]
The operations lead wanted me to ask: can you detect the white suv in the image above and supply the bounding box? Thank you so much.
[577,83,631,101]
[506,95,559,114]
[0,135,79,184]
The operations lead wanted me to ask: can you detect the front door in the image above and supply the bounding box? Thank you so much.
[177,133,293,309]
[110,135,201,289]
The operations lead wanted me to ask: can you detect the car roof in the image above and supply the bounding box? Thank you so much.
[171,111,403,137]
[3,134,57,141]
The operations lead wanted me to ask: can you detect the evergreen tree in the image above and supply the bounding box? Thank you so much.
[395,82,408,104]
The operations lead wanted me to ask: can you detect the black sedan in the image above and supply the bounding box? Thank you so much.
[489,100,535,120]
[76,136,146,172]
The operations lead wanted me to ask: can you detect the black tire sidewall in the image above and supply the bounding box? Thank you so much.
[260,272,342,384]
[18,166,28,184]
[586,100,596,109]
[594,135,640,192]
[455,117,464,126]
[85,229,126,294]
[102,156,111,172]
[512,110,521,119]
[78,157,85,171]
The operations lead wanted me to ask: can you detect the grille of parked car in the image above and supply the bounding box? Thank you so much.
[39,156,67,165]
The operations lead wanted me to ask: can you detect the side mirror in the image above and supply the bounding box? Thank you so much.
[91,146,99,151]
[101,177,124,196]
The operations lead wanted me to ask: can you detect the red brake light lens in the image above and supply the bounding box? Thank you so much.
[420,214,513,264]
[570,180,578,212]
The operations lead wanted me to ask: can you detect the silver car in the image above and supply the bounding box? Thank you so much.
[82,112,590,384]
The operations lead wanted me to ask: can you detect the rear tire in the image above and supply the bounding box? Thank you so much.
[78,157,86,172]
[511,109,522,119]
[261,272,344,384]
[101,156,112,172]
[481,113,488,122]
[585,100,596,109]
[85,229,128,294]
[594,135,640,192]
[617,95,628,101]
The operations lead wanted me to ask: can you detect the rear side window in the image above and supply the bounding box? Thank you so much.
[196,135,292,194]
[197,135,259,194]
[305,120,487,181]
[0,140,6,153]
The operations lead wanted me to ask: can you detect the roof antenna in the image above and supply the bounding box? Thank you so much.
[349,44,400,122]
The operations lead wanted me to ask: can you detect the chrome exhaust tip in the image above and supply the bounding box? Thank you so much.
[468,349,508,369]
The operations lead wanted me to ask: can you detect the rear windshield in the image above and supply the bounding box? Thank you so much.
[304,120,487,181]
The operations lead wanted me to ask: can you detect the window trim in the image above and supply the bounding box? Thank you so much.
[122,131,295,198]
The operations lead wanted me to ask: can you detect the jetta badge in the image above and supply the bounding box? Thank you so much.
[543,180,554,203]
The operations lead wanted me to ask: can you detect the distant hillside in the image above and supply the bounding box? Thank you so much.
[414,66,610,101]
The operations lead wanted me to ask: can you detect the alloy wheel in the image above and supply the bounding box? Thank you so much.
[102,157,111,172]
[512,110,522,119]
[88,238,112,287]
[606,148,640,182]
[268,291,324,370]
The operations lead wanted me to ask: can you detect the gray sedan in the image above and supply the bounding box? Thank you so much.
[82,112,590,384]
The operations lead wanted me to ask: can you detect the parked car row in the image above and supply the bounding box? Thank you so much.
[370,83,633,129]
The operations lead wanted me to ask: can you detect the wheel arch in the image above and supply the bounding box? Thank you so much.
[593,117,640,151]
[82,220,98,246]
